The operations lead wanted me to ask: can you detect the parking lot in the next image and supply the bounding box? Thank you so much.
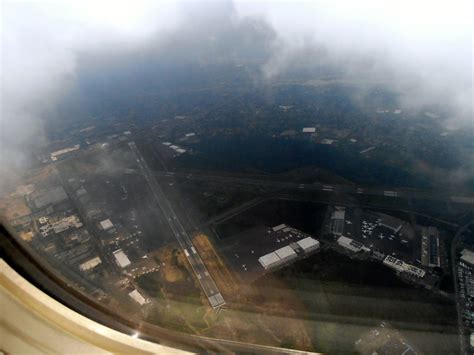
[342,208,418,263]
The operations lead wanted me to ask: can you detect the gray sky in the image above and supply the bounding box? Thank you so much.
[1,0,472,190]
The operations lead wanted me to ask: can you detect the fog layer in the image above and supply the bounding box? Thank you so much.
[1,0,472,190]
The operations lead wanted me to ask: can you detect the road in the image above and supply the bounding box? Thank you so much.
[144,170,474,206]
[451,222,473,355]
[128,142,225,309]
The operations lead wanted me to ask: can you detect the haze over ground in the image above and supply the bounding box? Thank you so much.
[1,0,472,191]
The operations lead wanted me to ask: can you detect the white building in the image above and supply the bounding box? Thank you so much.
[275,246,297,263]
[79,256,102,272]
[461,249,474,268]
[297,237,320,253]
[99,219,114,231]
[302,127,316,133]
[383,255,425,278]
[272,224,287,232]
[50,144,80,161]
[128,289,148,305]
[337,236,363,252]
[258,252,281,270]
[113,249,131,268]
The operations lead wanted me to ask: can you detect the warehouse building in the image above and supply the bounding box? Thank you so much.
[128,289,148,306]
[378,214,404,233]
[275,246,298,263]
[421,226,440,267]
[460,249,474,269]
[258,252,281,270]
[99,219,114,231]
[331,210,345,236]
[337,236,369,253]
[272,224,287,232]
[113,249,131,268]
[50,144,80,161]
[258,246,297,270]
[296,237,320,253]
[33,186,68,209]
[383,255,425,278]
[79,256,102,272]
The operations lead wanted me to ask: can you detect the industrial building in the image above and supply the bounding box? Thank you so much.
[337,236,369,253]
[258,252,281,270]
[33,186,68,209]
[79,256,102,272]
[378,216,403,233]
[38,215,83,237]
[421,226,440,267]
[331,209,345,236]
[258,237,318,270]
[383,255,425,278]
[128,289,148,305]
[275,246,298,263]
[296,237,320,253]
[50,144,80,161]
[113,249,131,268]
[99,219,114,231]
[258,246,298,270]
[272,224,287,232]
[460,249,474,269]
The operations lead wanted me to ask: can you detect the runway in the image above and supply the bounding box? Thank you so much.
[128,142,225,309]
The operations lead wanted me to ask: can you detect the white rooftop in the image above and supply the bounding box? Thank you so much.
[321,139,335,144]
[272,224,286,232]
[185,132,196,137]
[79,256,102,271]
[297,237,319,250]
[99,219,114,230]
[275,246,297,259]
[258,252,280,267]
[129,289,147,305]
[302,127,316,133]
[113,249,131,268]
[333,210,345,219]
[461,249,474,265]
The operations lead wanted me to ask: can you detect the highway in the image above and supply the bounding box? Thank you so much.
[144,170,474,206]
[128,142,225,309]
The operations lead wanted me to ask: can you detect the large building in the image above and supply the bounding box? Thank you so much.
[383,255,425,278]
[337,236,369,253]
[258,245,298,270]
[50,144,80,161]
[258,252,281,270]
[296,237,320,253]
[99,219,114,231]
[113,249,131,268]
[331,209,345,236]
[421,226,440,267]
[460,249,474,269]
[378,213,404,233]
[128,289,148,305]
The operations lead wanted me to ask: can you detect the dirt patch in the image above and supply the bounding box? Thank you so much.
[0,194,31,221]
[150,247,185,284]
[192,233,240,298]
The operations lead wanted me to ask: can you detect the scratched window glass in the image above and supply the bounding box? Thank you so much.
[1,1,473,353]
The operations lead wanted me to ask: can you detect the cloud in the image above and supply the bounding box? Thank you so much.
[1,0,472,192]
